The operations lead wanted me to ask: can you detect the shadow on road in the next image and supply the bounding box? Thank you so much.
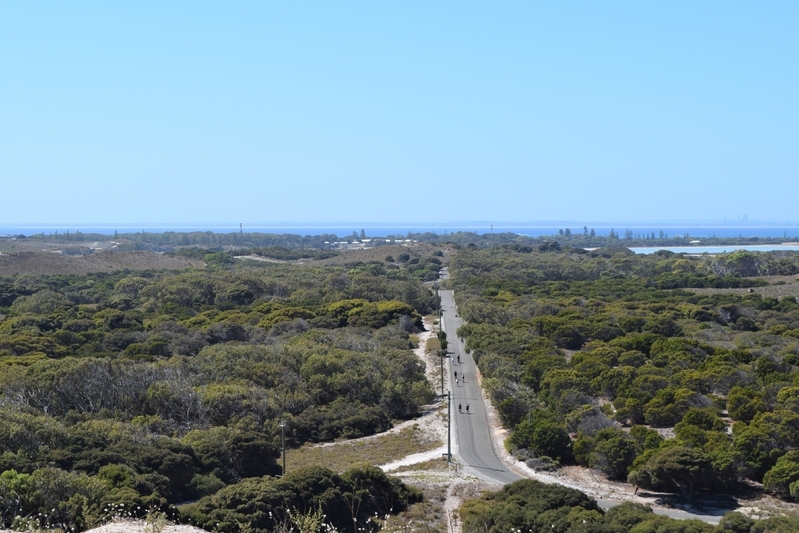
[464,464,511,474]
[647,492,739,517]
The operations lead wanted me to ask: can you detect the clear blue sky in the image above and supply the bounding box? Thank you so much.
[2,2,797,225]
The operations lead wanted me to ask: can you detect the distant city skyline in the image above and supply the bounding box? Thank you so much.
[2,3,797,224]
[3,220,799,237]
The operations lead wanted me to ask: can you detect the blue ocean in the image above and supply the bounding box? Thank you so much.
[1,224,799,240]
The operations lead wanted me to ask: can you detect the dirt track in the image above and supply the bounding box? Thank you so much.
[0,251,203,276]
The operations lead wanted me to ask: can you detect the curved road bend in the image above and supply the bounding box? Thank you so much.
[437,277,723,524]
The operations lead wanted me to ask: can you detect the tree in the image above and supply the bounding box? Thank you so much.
[541,370,592,404]
[733,424,784,481]
[628,446,713,501]
[643,388,695,427]
[460,479,600,533]
[727,386,765,422]
[716,512,755,533]
[589,428,639,480]
[776,387,799,413]
[181,465,420,533]
[510,415,573,463]
[763,450,799,499]
[675,407,726,433]
[603,502,655,529]
[341,465,419,531]
[0,468,108,531]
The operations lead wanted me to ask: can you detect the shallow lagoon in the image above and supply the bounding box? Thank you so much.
[630,245,799,255]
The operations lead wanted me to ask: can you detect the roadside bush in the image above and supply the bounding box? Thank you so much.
[460,479,601,533]
[0,468,108,531]
[291,399,392,443]
[181,465,421,533]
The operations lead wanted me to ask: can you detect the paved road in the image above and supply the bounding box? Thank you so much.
[436,272,725,523]
[440,288,523,485]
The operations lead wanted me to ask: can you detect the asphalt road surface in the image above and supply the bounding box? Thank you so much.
[436,271,725,524]
[440,288,523,485]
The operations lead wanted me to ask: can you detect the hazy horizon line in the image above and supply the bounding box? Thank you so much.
[3,220,799,229]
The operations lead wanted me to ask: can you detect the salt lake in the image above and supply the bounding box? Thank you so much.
[630,245,799,255]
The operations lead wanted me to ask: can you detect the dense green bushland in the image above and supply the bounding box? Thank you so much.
[182,464,422,533]
[451,246,799,501]
[0,261,436,530]
[460,479,799,533]
[232,247,445,282]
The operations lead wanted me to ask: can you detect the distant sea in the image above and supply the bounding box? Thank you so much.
[2,224,799,239]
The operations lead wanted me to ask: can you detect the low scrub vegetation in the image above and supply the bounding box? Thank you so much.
[451,246,799,502]
[0,261,436,531]
[460,479,799,533]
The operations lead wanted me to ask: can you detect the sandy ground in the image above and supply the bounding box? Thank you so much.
[379,318,474,532]
[0,522,206,533]
[83,522,205,533]
[379,319,449,471]
[233,254,289,263]
[400,312,799,528]
[378,316,794,529]
[376,317,677,530]
[6,316,793,532]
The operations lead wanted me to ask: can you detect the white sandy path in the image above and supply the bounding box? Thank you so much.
[0,322,450,533]
[378,318,452,471]
[309,319,447,457]
[233,255,288,263]
[0,521,208,533]
[83,521,206,533]
[381,446,448,472]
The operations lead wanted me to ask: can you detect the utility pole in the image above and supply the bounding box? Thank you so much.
[440,349,444,395]
[435,285,440,323]
[438,331,448,395]
[447,390,451,464]
[279,421,286,477]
